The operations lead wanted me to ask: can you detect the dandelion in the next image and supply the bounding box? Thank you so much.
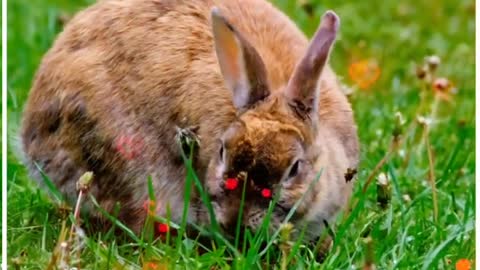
[279,222,294,270]
[416,55,441,85]
[393,111,406,137]
[376,172,390,209]
[377,172,388,186]
[433,77,450,91]
[77,172,93,191]
[394,112,406,125]
[416,115,433,126]
[416,65,428,80]
[402,194,411,202]
[415,55,455,102]
[425,55,441,71]
[348,59,381,90]
[432,77,454,101]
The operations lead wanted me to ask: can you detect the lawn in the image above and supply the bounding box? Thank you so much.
[7,0,475,269]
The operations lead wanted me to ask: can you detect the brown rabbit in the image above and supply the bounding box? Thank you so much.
[21,0,359,242]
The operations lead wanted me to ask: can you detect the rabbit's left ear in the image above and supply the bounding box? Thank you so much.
[285,11,339,119]
[211,7,270,109]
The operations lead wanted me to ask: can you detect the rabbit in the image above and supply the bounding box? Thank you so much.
[21,0,359,243]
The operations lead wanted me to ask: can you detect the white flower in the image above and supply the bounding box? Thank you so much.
[425,55,441,69]
[416,115,433,126]
[377,172,389,186]
[395,111,406,125]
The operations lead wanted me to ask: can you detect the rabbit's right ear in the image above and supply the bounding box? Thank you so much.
[284,11,339,120]
[211,7,270,110]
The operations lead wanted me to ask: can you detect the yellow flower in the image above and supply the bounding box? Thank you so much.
[348,59,381,90]
[455,259,471,270]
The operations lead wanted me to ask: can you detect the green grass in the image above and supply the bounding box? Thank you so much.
[7,0,475,269]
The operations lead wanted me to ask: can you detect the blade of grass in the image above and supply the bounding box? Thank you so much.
[286,223,309,264]
[34,162,64,203]
[178,147,219,233]
[41,212,49,250]
[425,125,439,222]
[421,223,473,270]
[177,144,195,249]
[234,174,248,248]
[141,176,156,244]
[333,191,366,250]
[89,194,141,244]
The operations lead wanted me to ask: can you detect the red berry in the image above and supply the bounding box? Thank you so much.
[157,223,169,234]
[261,188,272,198]
[224,178,239,190]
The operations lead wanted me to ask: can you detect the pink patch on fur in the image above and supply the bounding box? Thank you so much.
[115,134,144,160]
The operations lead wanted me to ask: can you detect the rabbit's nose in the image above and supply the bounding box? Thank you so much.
[219,211,249,237]
[221,222,248,238]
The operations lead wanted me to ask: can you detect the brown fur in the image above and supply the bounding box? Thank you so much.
[21,0,359,239]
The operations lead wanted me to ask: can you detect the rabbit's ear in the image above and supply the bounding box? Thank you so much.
[211,7,269,109]
[285,11,339,119]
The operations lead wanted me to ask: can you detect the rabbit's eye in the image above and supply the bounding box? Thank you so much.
[288,160,300,178]
[219,144,225,161]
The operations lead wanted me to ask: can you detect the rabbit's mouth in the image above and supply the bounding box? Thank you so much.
[212,199,303,234]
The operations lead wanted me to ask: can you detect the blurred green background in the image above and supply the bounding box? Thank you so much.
[7,0,475,269]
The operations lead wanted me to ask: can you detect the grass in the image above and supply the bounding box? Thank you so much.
[7,0,475,269]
